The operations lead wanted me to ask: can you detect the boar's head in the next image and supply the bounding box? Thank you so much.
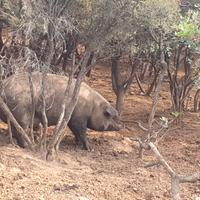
[87,102,123,131]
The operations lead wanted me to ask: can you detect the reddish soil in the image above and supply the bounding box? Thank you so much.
[0,64,199,200]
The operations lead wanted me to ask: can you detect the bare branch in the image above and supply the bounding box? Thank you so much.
[0,97,33,150]
[149,142,176,177]
[149,142,200,200]
[178,174,200,183]
[28,70,35,144]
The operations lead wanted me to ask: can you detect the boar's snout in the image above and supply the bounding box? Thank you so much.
[103,105,123,131]
[107,119,124,131]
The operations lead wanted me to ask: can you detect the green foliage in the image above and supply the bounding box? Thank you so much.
[180,0,200,14]
[123,0,180,59]
[1,0,198,62]
[0,0,22,27]
[171,111,181,118]
[195,75,200,89]
[176,10,200,51]
[136,0,179,32]
[175,9,200,91]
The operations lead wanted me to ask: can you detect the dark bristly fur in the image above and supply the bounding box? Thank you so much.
[0,72,122,149]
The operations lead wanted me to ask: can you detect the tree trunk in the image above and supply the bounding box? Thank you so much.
[194,89,200,112]
[0,97,33,150]
[139,63,147,81]
[135,72,145,94]
[28,71,35,144]
[116,89,125,116]
[62,33,77,71]
[46,51,93,160]
[146,69,159,96]
[0,28,3,51]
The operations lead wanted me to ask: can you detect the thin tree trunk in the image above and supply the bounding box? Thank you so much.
[146,71,159,96]
[46,51,93,160]
[0,28,3,51]
[116,89,125,116]
[194,89,200,112]
[28,71,35,144]
[111,55,134,116]
[139,51,167,158]
[40,21,54,151]
[140,63,147,81]
[7,118,15,145]
[0,97,33,149]
[135,72,145,94]
[40,72,48,152]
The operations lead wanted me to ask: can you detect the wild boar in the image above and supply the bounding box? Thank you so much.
[0,72,122,150]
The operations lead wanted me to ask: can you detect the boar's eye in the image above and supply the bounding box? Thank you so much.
[104,110,111,118]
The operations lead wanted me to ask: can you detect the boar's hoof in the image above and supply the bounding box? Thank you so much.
[13,135,28,148]
[84,143,92,151]
[75,139,91,151]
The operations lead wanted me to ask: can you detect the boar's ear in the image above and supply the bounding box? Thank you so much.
[104,106,118,118]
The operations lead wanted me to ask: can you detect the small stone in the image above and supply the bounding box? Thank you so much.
[0,163,5,169]
[79,197,90,200]
[112,152,118,157]
[63,183,78,190]
[39,196,45,200]
[90,190,95,194]
[53,184,61,191]
[149,174,154,178]
[155,185,159,189]
[20,186,25,190]
[163,191,169,197]
[133,187,138,192]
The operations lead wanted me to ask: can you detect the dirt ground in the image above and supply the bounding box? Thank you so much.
[0,64,199,200]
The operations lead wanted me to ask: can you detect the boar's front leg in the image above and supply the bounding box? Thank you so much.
[68,119,90,150]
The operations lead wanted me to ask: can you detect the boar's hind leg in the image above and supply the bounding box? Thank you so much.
[11,124,28,148]
[68,120,89,150]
